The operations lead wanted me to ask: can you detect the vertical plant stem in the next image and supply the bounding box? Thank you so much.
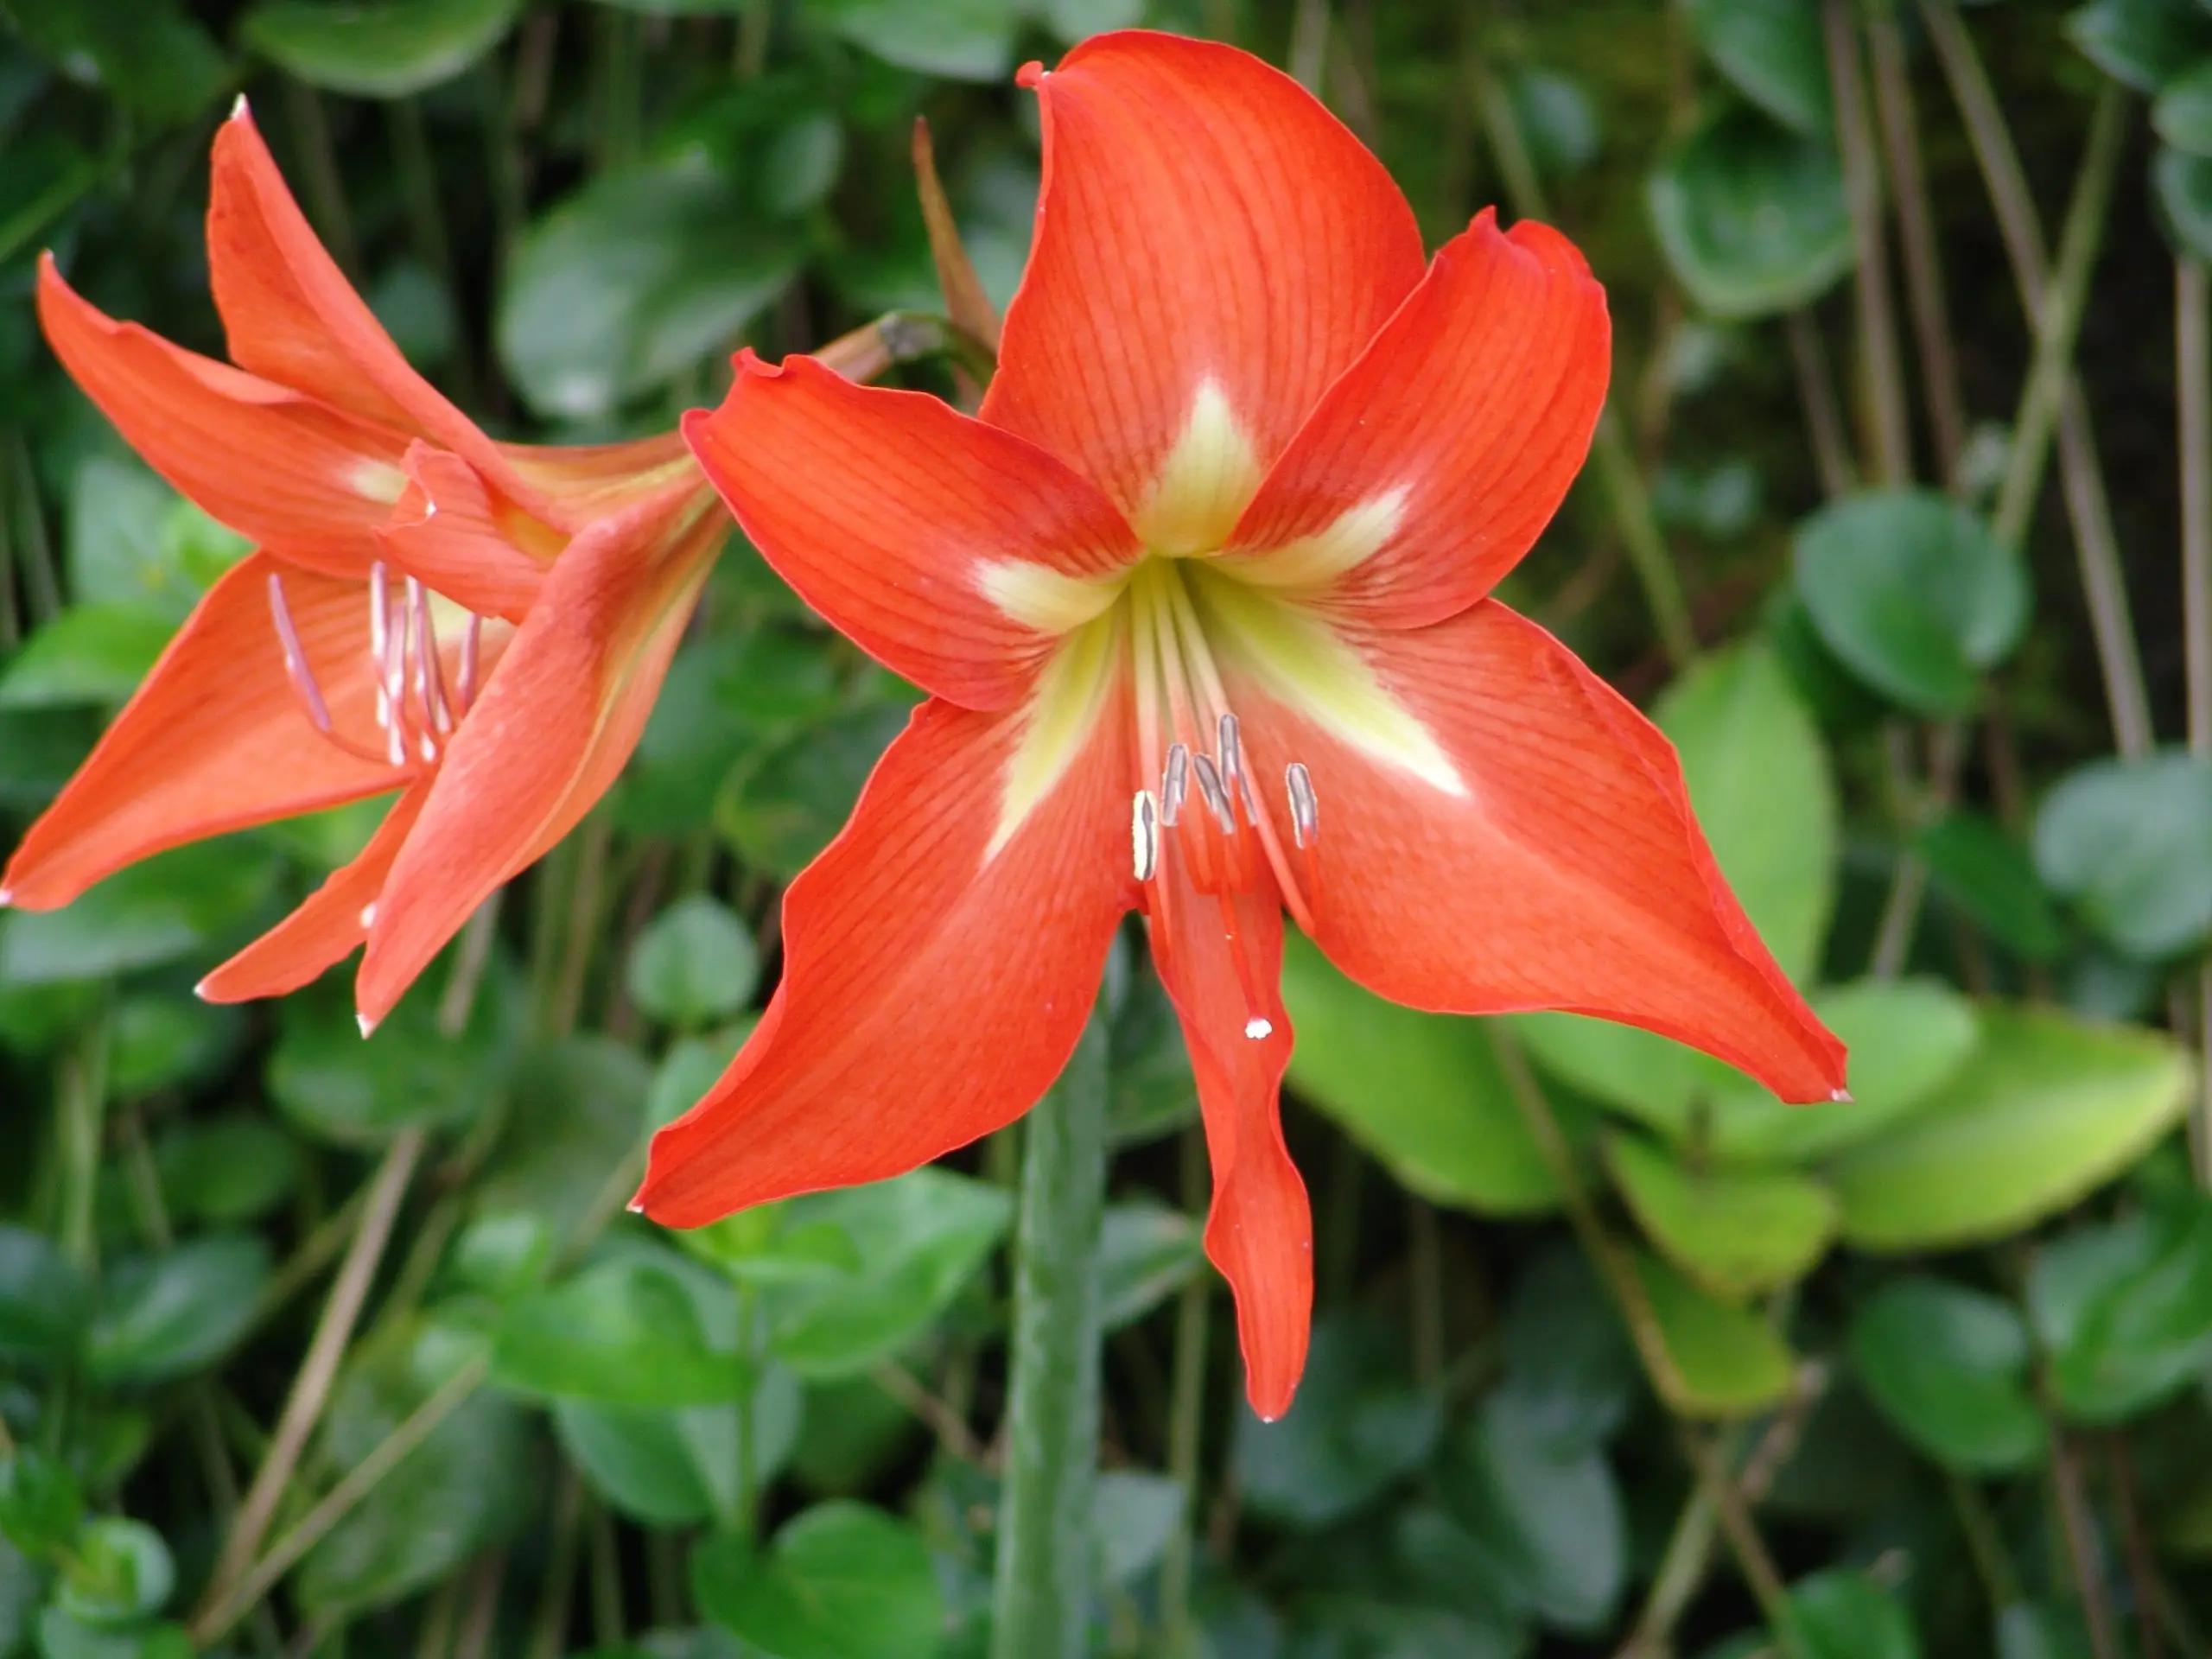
[989,1015,1111,1659]
[1288,0,1330,92]
[280,79,360,279]
[188,1357,492,1649]
[200,1129,427,1624]
[1824,0,1913,485]
[1987,80,2126,533]
[1471,53,1698,667]
[1923,1,2153,760]
[57,1007,110,1274]
[1490,1029,1804,1657]
[2109,1439,2167,1659]
[2050,1425,2121,1659]
[2179,256,2212,1186]
[10,434,60,631]
[1157,1126,1213,1657]
[524,1469,585,1659]
[1869,0,1967,480]
[386,99,479,408]
[1408,1198,1445,1387]
[547,810,614,1039]
[1945,1471,2022,1611]
[587,1499,625,1649]
[1787,310,1858,500]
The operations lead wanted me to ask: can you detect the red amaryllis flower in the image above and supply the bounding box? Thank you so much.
[1,105,725,1029]
[642,31,1847,1417]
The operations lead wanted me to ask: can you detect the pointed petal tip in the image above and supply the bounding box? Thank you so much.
[0,887,12,909]
[229,92,251,122]
[1015,59,1046,89]
[625,1197,647,1215]
[1830,1087,1855,1104]
[355,1011,378,1039]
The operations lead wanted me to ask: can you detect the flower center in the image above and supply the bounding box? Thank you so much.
[1120,559,1319,1041]
[268,562,495,771]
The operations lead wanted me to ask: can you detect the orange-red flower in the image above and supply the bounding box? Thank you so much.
[1,105,726,1028]
[640,30,1847,1418]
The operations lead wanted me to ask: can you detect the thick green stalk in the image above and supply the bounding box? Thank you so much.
[2179,256,2212,1186]
[990,1015,1111,1659]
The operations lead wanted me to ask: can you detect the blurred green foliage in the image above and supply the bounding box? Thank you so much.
[3,0,2212,1657]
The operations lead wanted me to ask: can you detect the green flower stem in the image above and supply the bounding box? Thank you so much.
[990,1014,1110,1659]
[2180,255,2212,1186]
[1155,1125,1213,1657]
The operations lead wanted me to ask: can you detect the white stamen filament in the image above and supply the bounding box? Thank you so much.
[458,614,482,712]
[267,575,333,733]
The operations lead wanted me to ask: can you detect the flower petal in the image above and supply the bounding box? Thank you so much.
[38,257,411,575]
[207,106,558,521]
[0,554,410,910]
[1238,601,1845,1102]
[636,690,1133,1226]
[982,30,1426,526]
[1147,839,1308,1421]
[354,485,725,1025]
[683,352,1141,711]
[377,443,554,625]
[196,779,429,1002]
[1226,213,1611,627]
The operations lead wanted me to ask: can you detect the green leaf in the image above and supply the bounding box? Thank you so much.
[1491,1243,1639,1456]
[717,700,908,879]
[1654,639,1837,982]
[473,1036,652,1243]
[0,1448,85,1559]
[1634,1249,1795,1418]
[1,0,226,121]
[645,1024,751,1135]
[1281,931,1560,1215]
[1788,1569,1919,1659]
[1605,1131,1836,1298]
[1093,1471,1185,1588]
[2066,0,2212,92]
[626,895,760,1028]
[0,604,177,709]
[1438,1394,1626,1633]
[0,1227,87,1367]
[241,0,523,97]
[1848,1276,2044,1473]
[269,966,514,1147]
[152,1112,301,1227]
[2048,1198,2212,1422]
[85,1235,270,1387]
[299,1322,531,1613]
[494,1247,754,1408]
[2155,143,2212,259]
[110,994,240,1098]
[804,0,1024,80]
[1793,487,2029,715]
[2034,750,2212,959]
[2156,56,2212,153]
[0,841,278,984]
[1098,1197,1203,1332]
[55,1518,171,1625]
[1685,0,1834,132]
[1106,962,1198,1146]
[1705,977,1981,1163]
[1648,108,1853,318]
[1510,67,1603,176]
[762,1169,1013,1378]
[1510,1011,1719,1139]
[1919,811,2068,962]
[66,459,197,624]
[1832,1005,2194,1251]
[499,149,799,420]
[692,1502,944,1659]
[555,1361,803,1529]
[1234,1318,1442,1529]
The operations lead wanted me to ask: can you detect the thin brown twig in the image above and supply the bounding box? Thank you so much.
[1787,309,1859,500]
[1869,1,1967,480]
[1825,0,1913,485]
